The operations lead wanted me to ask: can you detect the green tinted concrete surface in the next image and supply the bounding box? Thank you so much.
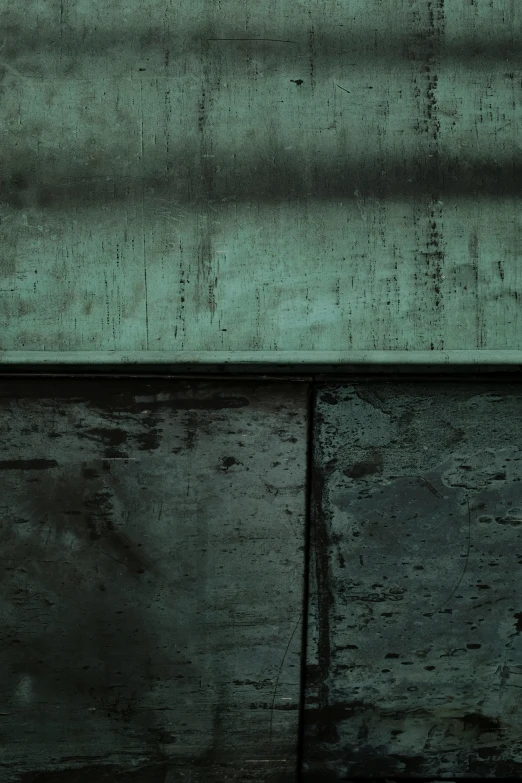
[0,0,520,361]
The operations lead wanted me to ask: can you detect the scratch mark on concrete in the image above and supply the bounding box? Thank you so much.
[0,58,29,81]
[418,476,444,498]
[206,38,297,44]
[436,495,472,612]
[269,613,301,750]
[94,546,126,568]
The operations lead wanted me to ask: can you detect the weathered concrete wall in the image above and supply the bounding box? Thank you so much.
[0,0,520,359]
[0,378,307,782]
[6,373,522,780]
[305,381,522,779]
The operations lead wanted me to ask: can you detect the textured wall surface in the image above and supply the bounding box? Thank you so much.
[0,379,307,782]
[305,381,522,779]
[0,0,521,358]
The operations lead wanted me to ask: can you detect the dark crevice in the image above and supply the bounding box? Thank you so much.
[296,381,315,780]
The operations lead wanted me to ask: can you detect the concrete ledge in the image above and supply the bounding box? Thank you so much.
[1,351,522,365]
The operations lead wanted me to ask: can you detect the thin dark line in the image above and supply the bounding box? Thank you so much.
[2,370,522,381]
[206,38,298,43]
[296,381,315,779]
[437,494,472,612]
[94,547,125,567]
[269,612,303,750]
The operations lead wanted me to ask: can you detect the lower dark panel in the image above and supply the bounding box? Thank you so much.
[0,378,308,783]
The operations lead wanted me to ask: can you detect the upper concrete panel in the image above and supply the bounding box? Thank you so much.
[0,0,520,360]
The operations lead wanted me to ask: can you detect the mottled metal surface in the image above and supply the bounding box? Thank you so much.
[0,379,307,782]
[0,1,521,357]
[305,381,522,780]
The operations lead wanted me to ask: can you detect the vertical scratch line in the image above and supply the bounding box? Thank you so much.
[269,613,302,751]
[140,80,149,349]
[139,79,145,161]
[143,240,149,350]
[437,494,472,612]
